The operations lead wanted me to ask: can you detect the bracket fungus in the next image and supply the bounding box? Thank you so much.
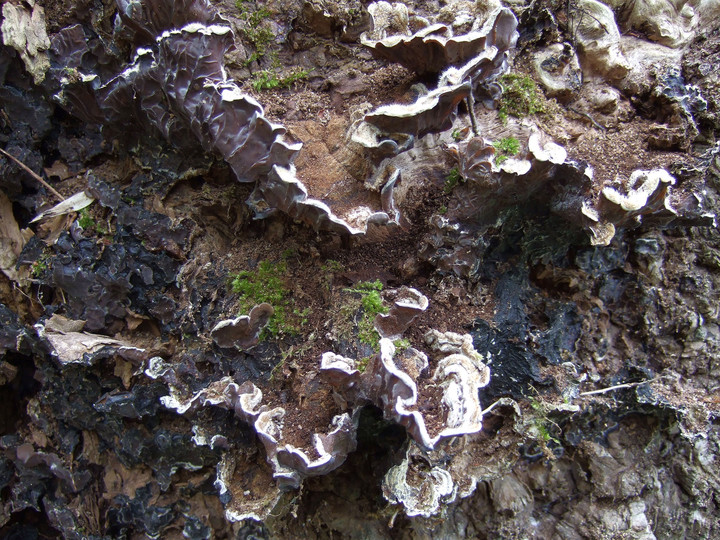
[374,286,429,339]
[147,364,358,494]
[211,303,274,350]
[114,0,222,45]
[623,0,702,49]
[46,0,415,237]
[363,1,410,40]
[321,330,490,451]
[382,450,456,517]
[353,7,518,146]
[361,6,518,76]
[582,169,677,246]
[567,0,630,80]
[533,43,582,101]
[248,165,403,235]
[428,125,715,271]
[363,82,472,138]
[442,132,590,228]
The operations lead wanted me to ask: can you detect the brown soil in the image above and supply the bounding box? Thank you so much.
[415,382,446,439]
[564,117,691,187]
[266,383,341,460]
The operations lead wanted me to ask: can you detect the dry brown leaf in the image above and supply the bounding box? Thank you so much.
[0,190,29,282]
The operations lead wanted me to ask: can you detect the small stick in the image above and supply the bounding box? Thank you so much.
[481,399,503,415]
[466,93,479,136]
[579,378,660,397]
[567,106,606,131]
[0,147,65,202]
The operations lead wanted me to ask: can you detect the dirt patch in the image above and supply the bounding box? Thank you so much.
[414,381,446,439]
[564,117,691,185]
[266,382,343,461]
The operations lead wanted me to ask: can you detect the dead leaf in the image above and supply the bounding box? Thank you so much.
[113,358,134,389]
[45,313,86,333]
[31,190,94,223]
[82,430,101,465]
[0,360,18,385]
[44,160,73,181]
[0,190,30,282]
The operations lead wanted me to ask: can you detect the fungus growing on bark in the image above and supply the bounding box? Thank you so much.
[623,0,700,48]
[148,366,359,495]
[382,450,455,517]
[582,169,677,246]
[46,6,408,237]
[568,0,630,80]
[249,165,403,235]
[363,82,472,137]
[443,132,590,228]
[533,43,582,101]
[430,129,715,267]
[374,286,429,339]
[361,6,518,76]
[321,331,490,450]
[114,0,221,45]
[211,303,274,350]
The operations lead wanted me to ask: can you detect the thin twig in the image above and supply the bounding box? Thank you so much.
[0,147,65,202]
[466,94,479,136]
[579,377,660,397]
[481,399,503,415]
[568,106,606,131]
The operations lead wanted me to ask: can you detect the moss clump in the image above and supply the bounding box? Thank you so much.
[493,136,521,164]
[393,338,411,352]
[236,0,274,64]
[443,167,463,194]
[343,280,389,349]
[31,259,47,278]
[357,356,370,373]
[77,208,95,230]
[237,0,311,92]
[77,207,108,235]
[321,259,343,273]
[528,395,562,452]
[320,259,343,291]
[498,74,544,123]
[231,261,309,337]
[251,68,311,92]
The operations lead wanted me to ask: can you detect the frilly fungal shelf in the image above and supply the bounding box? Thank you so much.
[142,286,492,518]
[43,0,523,239]
[210,303,274,350]
[145,358,358,491]
[582,169,678,246]
[425,129,715,278]
[321,330,491,451]
[51,22,302,183]
[361,5,518,76]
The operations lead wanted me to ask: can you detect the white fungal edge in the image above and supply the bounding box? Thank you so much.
[377,339,488,449]
[266,165,398,236]
[366,82,470,123]
[382,447,455,518]
[235,381,356,486]
[601,169,676,212]
[361,7,513,62]
[374,287,429,340]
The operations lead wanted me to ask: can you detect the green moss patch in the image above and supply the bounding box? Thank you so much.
[498,74,545,123]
